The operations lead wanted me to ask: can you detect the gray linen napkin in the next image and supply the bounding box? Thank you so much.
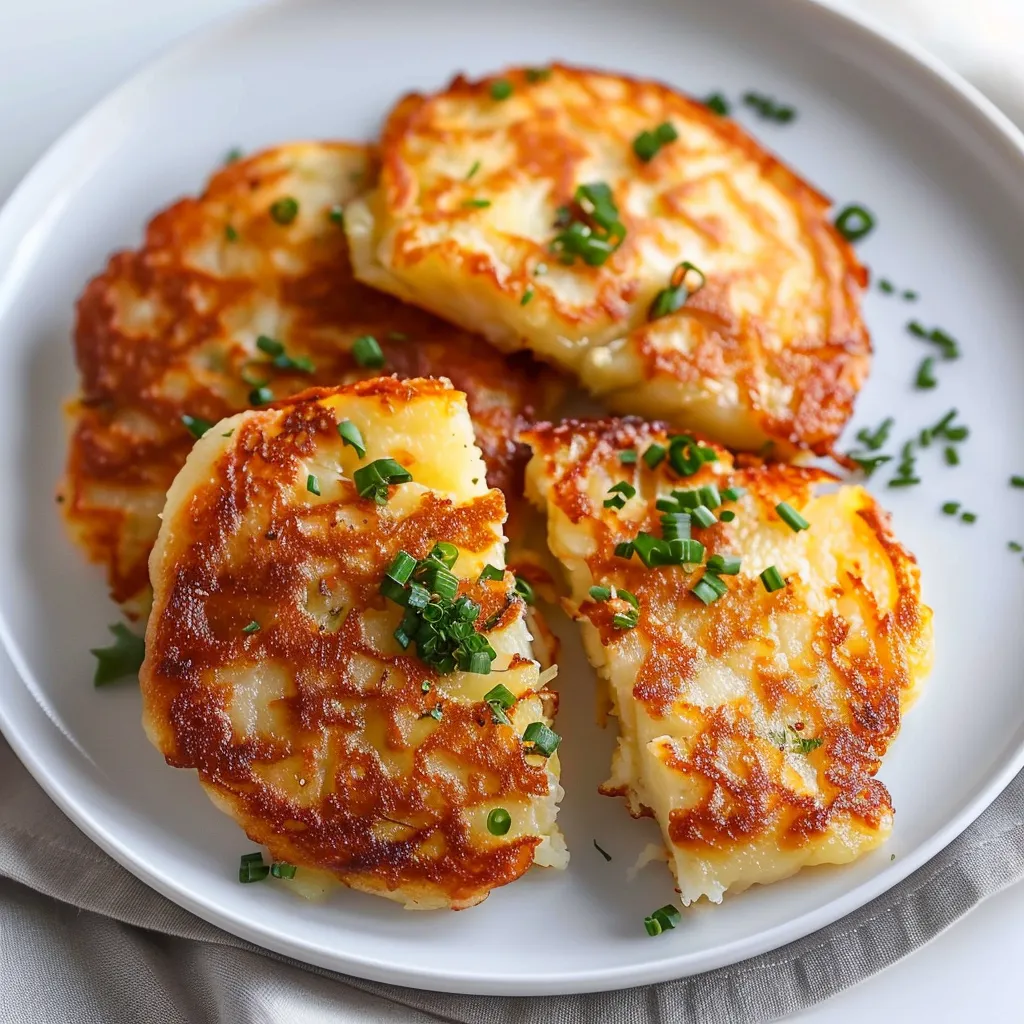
[3,734,1024,1024]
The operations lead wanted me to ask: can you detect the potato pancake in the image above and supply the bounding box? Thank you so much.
[63,141,558,618]
[346,64,869,456]
[141,379,566,910]
[524,417,931,905]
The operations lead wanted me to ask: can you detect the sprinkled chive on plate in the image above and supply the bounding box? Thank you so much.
[0,0,1023,997]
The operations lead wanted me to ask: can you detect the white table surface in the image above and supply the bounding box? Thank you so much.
[2,1,1020,1020]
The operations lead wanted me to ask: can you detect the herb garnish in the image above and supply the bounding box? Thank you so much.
[352,335,385,368]
[769,725,824,754]
[633,121,679,162]
[269,197,299,225]
[742,92,796,123]
[593,840,612,861]
[834,204,875,242]
[760,566,786,593]
[644,904,681,937]
[487,808,512,836]
[91,624,145,687]
[353,459,413,504]
[337,419,366,458]
[490,79,513,101]
[704,92,730,116]
[550,182,625,267]
[648,261,706,321]
[383,545,498,676]
[181,414,214,440]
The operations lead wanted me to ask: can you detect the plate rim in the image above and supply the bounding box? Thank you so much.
[1,0,1023,995]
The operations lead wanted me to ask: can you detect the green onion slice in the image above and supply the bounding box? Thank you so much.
[487,808,512,836]
[834,204,875,242]
[352,334,385,368]
[522,721,561,756]
[337,419,366,458]
[775,501,810,532]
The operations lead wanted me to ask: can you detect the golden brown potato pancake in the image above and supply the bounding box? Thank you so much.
[525,417,932,904]
[346,64,869,456]
[141,379,566,910]
[63,141,558,618]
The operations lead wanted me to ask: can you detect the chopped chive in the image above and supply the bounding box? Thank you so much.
[270,862,297,879]
[643,444,666,469]
[242,620,261,634]
[707,554,741,575]
[352,335,385,368]
[484,683,516,710]
[721,486,746,502]
[487,808,512,835]
[589,585,613,602]
[337,419,366,458]
[760,566,786,592]
[521,287,534,306]
[834,204,875,243]
[462,198,491,209]
[941,501,961,515]
[90,623,146,687]
[691,505,717,529]
[328,204,344,224]
[692,573,726,605]
[225,224,239,242]
[903,290,918,301]
[525,67,551,83]
[907,320,928,338]
[633,121,678,162]
[1011,476,1024,488]
[914,356,937,389]
[719,510,736,522]
[238,853,270,883]
[181,414,213,439]
[427,705,444,721]
[944,446,959,466]
[775,501,809,532]
[306,474,321,496]
[698,483,721,510]
[249,386,273,405]
[256,335,285,357]
[593,840,612,861]
[961,511,977,524]
[522,721,561,756]
[466,160,481,180]
[878,278,895,294]
[619,449,638,465]
[644,916,663,937]
[490,79,513,101]
[648,261,706,321]
[353,458,413,504]
[849,453,893,477]
[1009,541,1023,553]
[478,564,504,583]
[269,197,299,225]
[514,575,535,605]
[222,429,234,438]
[224,147,244,164]
[386,550,417,585]
[614,541,634,559]
[704,92,730,116]
[856,417,894,452]
[667,435,705,477]
[651,904,682,931]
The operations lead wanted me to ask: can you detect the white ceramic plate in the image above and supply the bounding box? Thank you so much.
[1,0,1023,996]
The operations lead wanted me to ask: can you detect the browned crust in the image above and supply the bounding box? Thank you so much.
[62,142,560,614]
[142,382,553,907]
[374,64,869,454]
[526,416,931,851]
